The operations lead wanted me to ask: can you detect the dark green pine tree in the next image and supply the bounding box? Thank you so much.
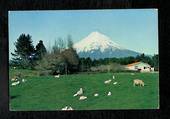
[35,40,47,59]
[11,34,35,68]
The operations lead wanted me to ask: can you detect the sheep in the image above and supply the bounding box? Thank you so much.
[113,75,115,79]
[11,73,22,82]
[73,88,83,97]
[133,79,144,87]
[107,91,112,96]
[94,93,99,97]
[104,79,112,84]
[11,75,19,81]
[61,106,73,110]
[11,78,18,81]
[54,74,60,78]
[11,81,20,86]
[13,67,16,69]
[22,79,26,82]
[113,82,117,85]
[79,96,87,100]
[62,106,68,110]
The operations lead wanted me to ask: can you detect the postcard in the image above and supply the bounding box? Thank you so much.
[9,9,159,111]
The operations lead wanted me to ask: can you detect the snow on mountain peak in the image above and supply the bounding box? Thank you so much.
[74,31,124,53]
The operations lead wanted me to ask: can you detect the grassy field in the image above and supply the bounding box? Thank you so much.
[9,68,159,110]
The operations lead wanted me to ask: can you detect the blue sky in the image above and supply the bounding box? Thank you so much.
[9,9,158,59]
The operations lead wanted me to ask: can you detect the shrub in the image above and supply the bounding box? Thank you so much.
[38,70,51,76]
[110,63,126,72]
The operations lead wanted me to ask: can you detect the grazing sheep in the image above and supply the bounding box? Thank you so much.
[94,93,99,97]
[11,78,18,81]
[62,106,68,110]
[107,91,111,96]
[133,79,144,86]
[13,67,16,69]
[112,75,115,79]
[54,74,60,78]
[11,81,20,86]
[62,106,73,110]
[73,88,83,97]
[11,73,22,82]
[22,79,26,82]
[104,79,112,84]
[79,96,87,100]
[11,75,19,81]
[113,82,117,85]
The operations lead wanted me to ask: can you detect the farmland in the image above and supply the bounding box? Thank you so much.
[9,69,159,110]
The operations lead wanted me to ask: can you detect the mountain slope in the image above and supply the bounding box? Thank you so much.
[74,31,140,59]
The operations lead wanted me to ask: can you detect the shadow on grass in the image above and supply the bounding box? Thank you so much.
[10,95,20,100]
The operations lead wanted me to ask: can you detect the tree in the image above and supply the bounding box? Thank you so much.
[40,48,79,75]
[135,53,152,65]
[152,54,159,71]
[11,34,35,68]
[35,40,47,59]
[67,35,73,49]
[52,39,60,54]
[79,58,86,71]
[58,37,65,52]
[59,35,79,74]
[61,48,79,74]
[35,38,65,73]
[35,35,79,74]
[86,57,92,70]
[52,38,66,54]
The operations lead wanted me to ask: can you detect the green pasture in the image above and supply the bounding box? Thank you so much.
[9,68,159,110]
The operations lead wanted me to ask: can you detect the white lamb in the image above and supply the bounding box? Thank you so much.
[61,106,68,110]
[104,79,112,84]
[113,82,117,85]
[94,93,99,97]
[62,106,73,110]
[107,91,112,96]
[54,74,60,78]
[113,75,115,79]
[11,81,20,86]
[79,96,87,100]
[11,78,17,81]
[73,88,83,97]
[22,79,26,82]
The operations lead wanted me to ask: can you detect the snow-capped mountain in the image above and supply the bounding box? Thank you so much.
[73,31,140,59]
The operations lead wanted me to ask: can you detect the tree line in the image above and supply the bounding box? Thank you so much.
[79,54,159,72]
[10,33,159,75]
